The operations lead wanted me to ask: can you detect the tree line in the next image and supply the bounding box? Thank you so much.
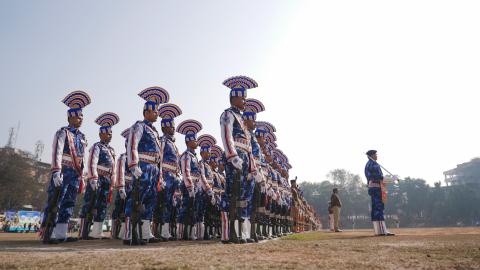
[300,169,480,228]
[1,148,479,228]
[0,148,48,211]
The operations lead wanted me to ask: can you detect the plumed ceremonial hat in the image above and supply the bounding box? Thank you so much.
[242,98,265,121]
[95,112,120,134]
[158,103,182,128]
[197,134,217,152]
[138,86,170,111]
[62,90,91,117]
[177,119,202,142]
[223,75,258,98]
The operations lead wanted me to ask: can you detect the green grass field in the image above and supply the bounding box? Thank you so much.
[1,228,479,269]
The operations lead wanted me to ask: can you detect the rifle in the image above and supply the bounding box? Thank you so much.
[282,204,288,235]
[367,156,399,204]
[271,202,277,237]
[204,191,219,240]
[40,186,62,244]
[250,182,261,242]
[203,198,212,240]
[367,156,402,182]
[130,174,145,245]
[228,169,241,243]
[112,196,126,239]
[152,189,165,238]
[258,184,267,239]
[170,206,177,240]
[183,193,195,240]
[170,188,181,240]
[213,191,222,239]
[80,187,98,240]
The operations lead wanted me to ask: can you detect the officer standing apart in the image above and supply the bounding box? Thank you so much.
[364,150,395,236]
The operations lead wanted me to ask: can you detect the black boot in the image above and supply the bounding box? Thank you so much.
[147,237,162,243]
[123,239,146,246]
[250,222,258,243]
[238,220,246,244]
[263,224,269,239]
[229,220,239,244]
[56,237,79,243]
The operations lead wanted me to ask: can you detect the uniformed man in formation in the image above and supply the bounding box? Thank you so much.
[155,103,182,241]
[41,78,320,245]
[79,112,119,240]
[41,91,91,244]
[111,128,130,240]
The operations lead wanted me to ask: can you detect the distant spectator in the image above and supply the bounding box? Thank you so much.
[331,188,342,232]
[28,223,32,232]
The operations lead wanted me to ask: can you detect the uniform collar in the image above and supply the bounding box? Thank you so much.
[67,125,78,133]
[164,134,175,142]
[230,106,241,114]
[143,119,154,127]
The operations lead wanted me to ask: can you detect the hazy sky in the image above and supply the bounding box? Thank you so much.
[1,1,479,185]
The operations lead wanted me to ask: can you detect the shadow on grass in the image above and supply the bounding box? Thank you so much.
[281,232,375,241]
[0,239,221,253]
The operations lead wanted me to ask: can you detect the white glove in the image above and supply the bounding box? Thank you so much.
[130,166,143,178]
[118,188,127,200]
[261,183,266,193]
[188,188,195,198]
[53,172,63,187]
[231,156,243,171]
[89,179,98,191]
[161,180,166,190]
[210,195,216,205]
[253,171,263,183]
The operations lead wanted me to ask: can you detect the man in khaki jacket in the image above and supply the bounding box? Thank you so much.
[330,188,342,232]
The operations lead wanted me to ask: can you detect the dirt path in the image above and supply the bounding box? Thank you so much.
[1,228,479,270]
